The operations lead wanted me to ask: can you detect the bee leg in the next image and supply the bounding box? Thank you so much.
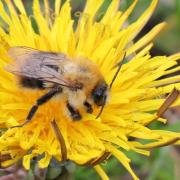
[84,101,93,113]
[67,103,81,120]
[10,87,62,128]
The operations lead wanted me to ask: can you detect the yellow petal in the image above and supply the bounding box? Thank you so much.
[127,22,166,56]
[94,165,109,180]
[38,153,51,168]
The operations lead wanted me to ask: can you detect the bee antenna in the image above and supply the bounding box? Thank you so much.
[109,52,126,90]
[96,52,126,119]
[96,95,107,119]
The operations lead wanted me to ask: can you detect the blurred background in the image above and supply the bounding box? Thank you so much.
[0,0,180,180]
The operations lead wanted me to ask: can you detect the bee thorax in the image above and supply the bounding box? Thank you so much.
[66,89,86,108]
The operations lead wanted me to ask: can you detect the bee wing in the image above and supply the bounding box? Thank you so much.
[7,46,72,87]
[8,46,66,66]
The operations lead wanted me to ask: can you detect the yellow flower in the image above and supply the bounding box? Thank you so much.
[0,0,180,179]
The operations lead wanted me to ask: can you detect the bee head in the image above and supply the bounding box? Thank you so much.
[92,82,108,106]
[94,52,126,119]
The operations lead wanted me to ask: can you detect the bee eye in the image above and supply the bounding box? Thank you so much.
[92,84,107,106]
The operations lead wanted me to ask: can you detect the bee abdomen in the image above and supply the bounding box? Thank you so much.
[20,77,45,89]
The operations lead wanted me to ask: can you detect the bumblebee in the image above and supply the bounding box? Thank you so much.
[7,46,125,127]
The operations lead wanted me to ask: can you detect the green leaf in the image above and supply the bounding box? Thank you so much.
[46,166,62,180]
[25,169,34,180]
[147,148,175,180]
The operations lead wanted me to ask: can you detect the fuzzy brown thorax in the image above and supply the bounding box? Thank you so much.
[62,57,106,96]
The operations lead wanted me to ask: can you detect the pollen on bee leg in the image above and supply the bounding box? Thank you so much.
[50,120,67,162]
